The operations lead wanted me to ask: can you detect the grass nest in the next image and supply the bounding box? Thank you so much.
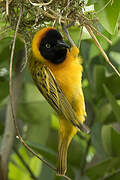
[0,0,97,45]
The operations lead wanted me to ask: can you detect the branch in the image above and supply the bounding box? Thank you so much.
[101,169,120,180]
[88,24,112,45]
[0,50,25,180]
[61,23,75,46]
[85,25,120,77]
[9,4,55,171]
[6,0,9,15]
[8,4,72,180]
[13,147,37,180]
[28,0,53,6]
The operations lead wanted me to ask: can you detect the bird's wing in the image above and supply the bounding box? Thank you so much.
[35,65,90,134]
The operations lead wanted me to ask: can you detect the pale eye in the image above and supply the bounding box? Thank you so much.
[45,43,51,48]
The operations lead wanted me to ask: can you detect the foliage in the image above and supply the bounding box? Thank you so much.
[0,0,120,180]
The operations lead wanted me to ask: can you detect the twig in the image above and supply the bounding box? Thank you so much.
[0,103,15,180]
[100,169,120,180]
[77,13,112,45]
[62,23,75,46]
[88,24,112,45]
[48,8,71,22]
[20,39,28,72]
[28,0,53,6]
[85,25,120,77]
[61,175,72,180]
[6,0,9,15]
[0,49,25,180]
[13,147,37,180]
[9,4,72,180]
[95,0,112,14]
[40,9,65,23]
[9,4,56,173]
[78,26,83,49]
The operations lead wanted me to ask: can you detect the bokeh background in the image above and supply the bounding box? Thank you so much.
[0,0,120,180]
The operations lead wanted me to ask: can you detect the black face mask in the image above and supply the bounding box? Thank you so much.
[39,29,69,64]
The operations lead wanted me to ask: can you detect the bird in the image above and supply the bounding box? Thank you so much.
[28,27,90,175]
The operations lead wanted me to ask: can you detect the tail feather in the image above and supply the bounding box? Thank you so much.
[57,117,78,175]
[57,141,68,175]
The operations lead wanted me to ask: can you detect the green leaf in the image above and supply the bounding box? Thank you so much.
[24,83,45,103]
[87,0,97,5]
[9,147,41,180]
[86,157,120,180]
[103,85,120,123]
[102,125,120,157]
[91,122,106,158]
[104,171,120,180]
[51,113,59,130]
[69,26,91,46]
[38,165,55,180]
[93,65,106,99]
[19,83,53,145]
[95,0,120,34]
[27,141,57,165]
[8,148,41,180]
[0,37,12,55]
[0,77,9,103]
[105,74,120,96]
[109,51,120,65]
[97,103,111,123]
[89,29,110,60]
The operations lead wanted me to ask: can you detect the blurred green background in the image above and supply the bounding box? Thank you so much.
[0,0,120,180]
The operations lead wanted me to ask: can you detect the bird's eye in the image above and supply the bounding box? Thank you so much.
[45,43,51,48]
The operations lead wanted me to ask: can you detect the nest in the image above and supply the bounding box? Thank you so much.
[1,0,118,77]
[0,0,97,46]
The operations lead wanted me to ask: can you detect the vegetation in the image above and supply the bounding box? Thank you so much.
[0,0,120,179]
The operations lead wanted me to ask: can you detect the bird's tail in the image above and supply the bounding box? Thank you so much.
[57,117,77,175]
[57,140,68,175]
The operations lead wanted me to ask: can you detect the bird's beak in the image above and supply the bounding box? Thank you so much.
[56,40,69,49]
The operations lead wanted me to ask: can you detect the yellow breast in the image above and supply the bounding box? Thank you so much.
[46,46,83,102]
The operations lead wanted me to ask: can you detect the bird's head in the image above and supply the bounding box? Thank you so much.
[32,27,69,64]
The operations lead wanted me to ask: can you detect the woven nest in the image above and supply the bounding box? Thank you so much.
[0,0,97,46]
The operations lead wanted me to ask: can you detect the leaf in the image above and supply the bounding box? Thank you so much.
[97,103,112,123]
[69,26,91,46]
[27,141,57,165]
[102,125,120,157]
[105,74,120,96]
[38,165,55,180]
[91,122,107,158]
[19,83,53,145]
[0,77,9,103]
[109,51,120,65]
[87,0,97,5]
[89,29,110,60]
[101,125,113,156]
[51,113,59,130]
[0,37,12,55]
[93,65,106,99]
[86,157,120,180]
[8,147,41,180]
[104,171,120,180]
[0,37,24,66]
[95,0,120,34]
[24,83,45,103]
[103,85,120,123]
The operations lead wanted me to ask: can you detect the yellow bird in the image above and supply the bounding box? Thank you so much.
[28,27,89,175]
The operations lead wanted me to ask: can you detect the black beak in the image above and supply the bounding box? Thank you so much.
[56,40,69,49]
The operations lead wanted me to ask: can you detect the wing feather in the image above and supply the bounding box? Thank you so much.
[34,65,90,134]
